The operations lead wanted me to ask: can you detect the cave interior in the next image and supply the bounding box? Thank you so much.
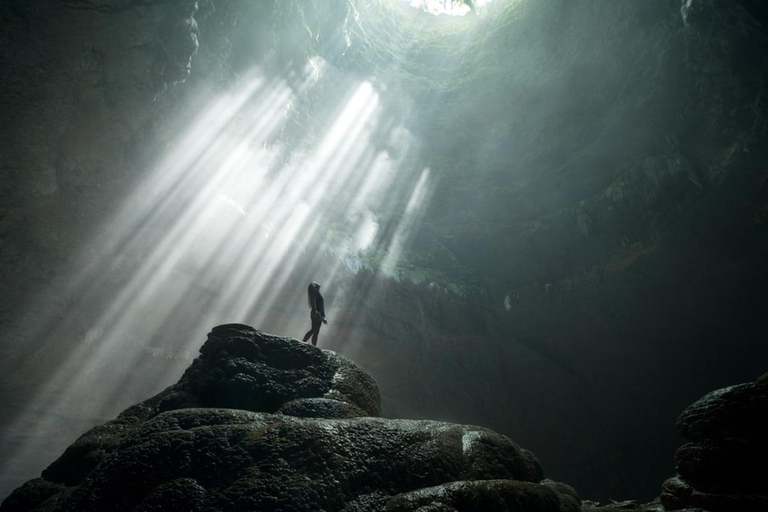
[1,0,767,505]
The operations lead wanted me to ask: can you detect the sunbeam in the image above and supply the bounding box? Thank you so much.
[1,58,437,488]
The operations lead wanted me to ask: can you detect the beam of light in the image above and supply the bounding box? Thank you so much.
[3,40,442,495]
[225,83,381,321]
[0,72,300,490]
[0,1,490,495]
[381,167,434,276]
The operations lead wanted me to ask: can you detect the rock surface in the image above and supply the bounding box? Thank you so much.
[660,376,768,511]
[0,325,578,511]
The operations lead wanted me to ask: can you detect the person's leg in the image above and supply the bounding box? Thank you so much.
[304,313,320,343]
[310,314,322,346]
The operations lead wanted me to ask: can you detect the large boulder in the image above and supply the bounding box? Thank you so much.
[676,382,768,443]
[1,325,578,511]
[35,323,381,489]
[661,375,768,511]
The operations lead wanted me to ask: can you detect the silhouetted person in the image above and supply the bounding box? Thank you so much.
[302,281,327,346]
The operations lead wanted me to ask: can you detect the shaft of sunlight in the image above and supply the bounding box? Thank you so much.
[5,54,437,492]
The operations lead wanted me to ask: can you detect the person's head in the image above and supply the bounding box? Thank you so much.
[307,281,321,306]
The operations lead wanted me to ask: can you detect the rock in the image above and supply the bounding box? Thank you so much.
[540,479,581,510]
[521,448,546,483]
[165,323,382,417]
[661,475,768,512]
[157,0,199,87]
[660,476,693,511]
[0,479,65,512]
[580,498,666,512]
[1,325,577,511]
[674,439,768,494]
[37,324,381,489]
[661,374,768,511]
[277,397,368,419]
[676,381,768,442]
[14,409,542,511]
[384,480,579,512]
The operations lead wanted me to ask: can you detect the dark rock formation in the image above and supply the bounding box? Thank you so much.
[676,382,768,443]
[660,375,768,511]
[581,498,667,512]
[0,325,579,511]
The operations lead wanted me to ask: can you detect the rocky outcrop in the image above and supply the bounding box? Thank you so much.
[581,498,665,512]
[660,375,768,511]
[0,324,579,511]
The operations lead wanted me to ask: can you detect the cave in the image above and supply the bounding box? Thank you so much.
[1,0,767,508]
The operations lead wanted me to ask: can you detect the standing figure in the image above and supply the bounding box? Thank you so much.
[302,281,327,346]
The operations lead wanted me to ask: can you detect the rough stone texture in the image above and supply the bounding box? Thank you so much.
[5,411,545,512]
[581,500,667,512]
[661,475,768,512]
[661,376,768,511]
[0,325,581,512]
[384,480,578,512]
[35,324,380,489]
[276,398,368,419]
[674,439,768,494]
[159,323,381,417]
[676,382,768,442]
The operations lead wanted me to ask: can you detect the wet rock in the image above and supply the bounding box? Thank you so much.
[581,498,666,511]
[165,323,382,417]
[0,479,65,512]
[676,381,768,442]
[660,476,693,511]
[661,475,768,511]
[674,439,768,494]
[521,448,546,482]
[37,324,381,489]
[384,479,578,512]
[1,325,576,511]
[661,375,768,511]
[277,397,368,419]
[540,479,580,510]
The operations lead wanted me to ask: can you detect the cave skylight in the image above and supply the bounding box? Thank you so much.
[405,0,494,16]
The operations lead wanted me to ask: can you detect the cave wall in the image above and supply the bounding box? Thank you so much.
[311,0,768,499]
[0,0,234,496]
[2,0,768,503]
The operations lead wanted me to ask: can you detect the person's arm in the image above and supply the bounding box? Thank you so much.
[318,294,328,324]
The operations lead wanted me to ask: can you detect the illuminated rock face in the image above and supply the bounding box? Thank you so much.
[0,325,580,512]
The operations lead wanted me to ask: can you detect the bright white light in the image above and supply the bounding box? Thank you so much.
[406,0,494,16]
[306,56,325,83]
[4,65,439,496]
[217,194,247,216]
[354,211,379,251]
[381,167,433,275]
